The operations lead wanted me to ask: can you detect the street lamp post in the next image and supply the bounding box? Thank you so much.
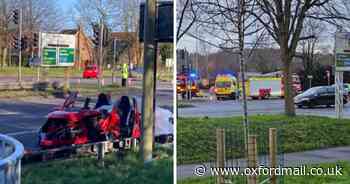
[307,75,313,89]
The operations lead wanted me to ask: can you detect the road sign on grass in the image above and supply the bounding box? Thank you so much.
[335,32,350,71]
[40,33,75,67]
[42,47,57,66]
[59,48,74,66]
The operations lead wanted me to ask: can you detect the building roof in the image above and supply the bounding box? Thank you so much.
[60,29,78,35]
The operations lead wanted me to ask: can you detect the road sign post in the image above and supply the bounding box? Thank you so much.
[334,32,350,119]
[307,75,313,89]
[335,71,343,119]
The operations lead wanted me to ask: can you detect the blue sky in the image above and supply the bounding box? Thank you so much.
[56,0,77,10]
[56,0,78,28]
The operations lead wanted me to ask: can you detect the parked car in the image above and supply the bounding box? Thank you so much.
[83,64,99,79]
[294,86,348,108]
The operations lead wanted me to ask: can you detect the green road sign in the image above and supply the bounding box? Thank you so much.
[59,48,75,65]
[42,48,57,65]
[336,53,350,67]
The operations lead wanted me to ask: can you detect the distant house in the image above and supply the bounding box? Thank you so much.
[60,27,94,68]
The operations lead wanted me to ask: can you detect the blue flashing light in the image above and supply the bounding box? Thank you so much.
[189,73,196,78]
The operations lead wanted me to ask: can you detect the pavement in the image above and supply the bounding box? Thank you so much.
[177,146,350,180]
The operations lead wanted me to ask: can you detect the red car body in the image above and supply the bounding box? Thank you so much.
[83,65,99,79]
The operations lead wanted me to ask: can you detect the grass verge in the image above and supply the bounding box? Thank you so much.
[0,67,118,78]
[177,115,350,164]
[179,161,350,184]
[0,84,141,99]
[23,146,173,184]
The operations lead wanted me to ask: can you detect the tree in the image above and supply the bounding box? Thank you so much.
[176,0,198,41]
[296,20,325,89]
[253,0,350,116]
[188,0,267,152]
[0,0,66,67]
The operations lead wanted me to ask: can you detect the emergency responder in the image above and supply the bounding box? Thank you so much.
[121,63,129,87]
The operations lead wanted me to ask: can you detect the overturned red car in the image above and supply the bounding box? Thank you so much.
[38,93,141,149]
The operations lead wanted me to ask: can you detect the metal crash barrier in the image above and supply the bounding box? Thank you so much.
[0,134,24,184]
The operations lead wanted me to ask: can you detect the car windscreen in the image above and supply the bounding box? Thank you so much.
[177,80,185,85]
[302,87,322,96]
[86,66,95,70]
[216,81,231,88]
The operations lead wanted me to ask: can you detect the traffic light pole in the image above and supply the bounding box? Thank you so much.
[112,39,116,84]
[141,0,156,163]
[18,8,22,83]
[98,19,104,88]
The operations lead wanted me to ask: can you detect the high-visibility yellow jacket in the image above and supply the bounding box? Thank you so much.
[122,64,128,79]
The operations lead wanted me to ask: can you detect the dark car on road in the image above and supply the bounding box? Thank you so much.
[294,86,348,108]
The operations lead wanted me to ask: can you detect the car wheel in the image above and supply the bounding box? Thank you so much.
[231,93,236,100]
[297,105,303,108]
[307,103,314,108]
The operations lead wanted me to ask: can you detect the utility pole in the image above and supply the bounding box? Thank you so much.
[141,0,156,163]
[18,8,22,83]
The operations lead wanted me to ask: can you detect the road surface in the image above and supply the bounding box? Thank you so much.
[178,98,350,118]
[0,76,172,90]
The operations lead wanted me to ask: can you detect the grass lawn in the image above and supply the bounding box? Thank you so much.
[0,67,172,81]
[0,67,118,78]
[179,161,350,184]
[23,148,173,184]
[0,83,142,99]
[178,115,350,164]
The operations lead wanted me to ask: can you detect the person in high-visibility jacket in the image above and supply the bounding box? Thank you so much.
[121,63,129,87]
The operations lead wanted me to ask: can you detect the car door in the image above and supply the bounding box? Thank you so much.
[326,87,335,105]
[316,87,329,105]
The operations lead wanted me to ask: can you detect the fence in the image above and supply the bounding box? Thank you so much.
[0,134,24,184]
[177,122,284,184]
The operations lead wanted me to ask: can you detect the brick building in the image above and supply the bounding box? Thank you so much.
[60,27,94,69]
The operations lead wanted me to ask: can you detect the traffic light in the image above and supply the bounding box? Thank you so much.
[21,36,28,51]
[12,9,19,24]
[33,33,38,47]
[92,23,100,46]
[12,35,19,49]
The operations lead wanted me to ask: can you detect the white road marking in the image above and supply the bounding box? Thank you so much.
[6,130,38,136]
[0,109,19,115]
